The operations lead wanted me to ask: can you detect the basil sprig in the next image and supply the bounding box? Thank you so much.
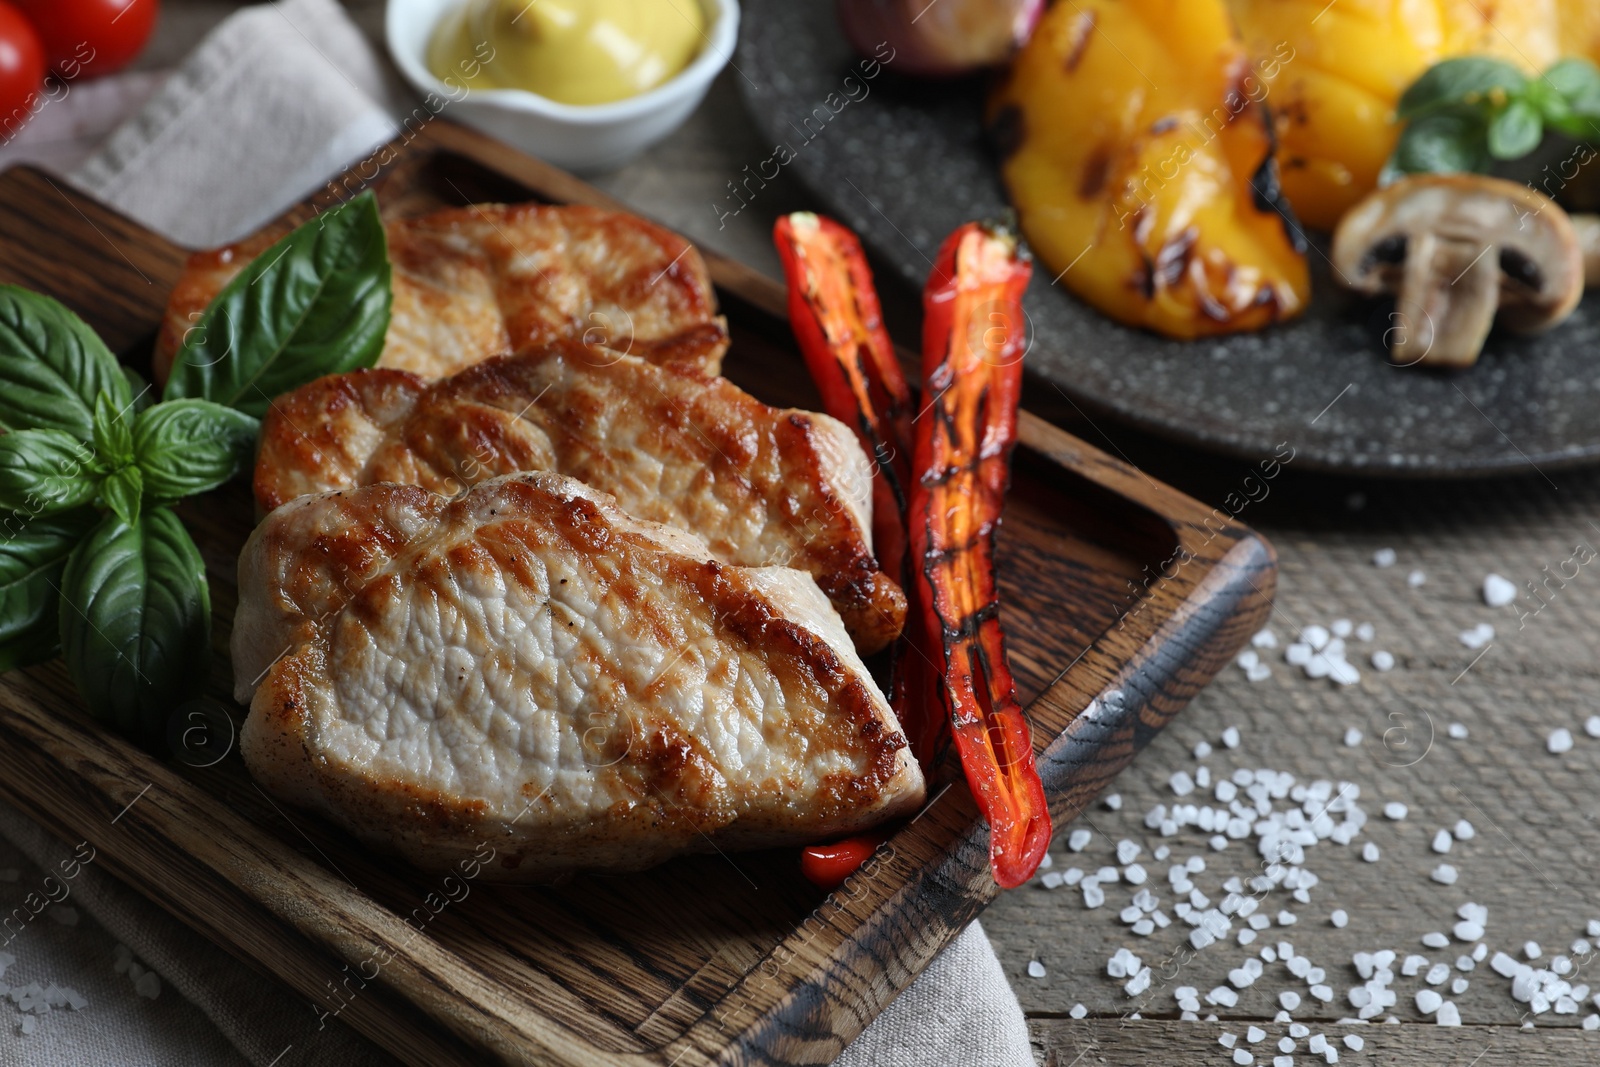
[60,509,211,747]
[165,191,391,417]
[0,189,392,750]
[1385,56,1600,180]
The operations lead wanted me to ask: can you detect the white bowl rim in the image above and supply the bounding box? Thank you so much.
[386,0,739,125]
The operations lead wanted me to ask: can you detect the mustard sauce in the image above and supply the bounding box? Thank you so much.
[427,0,707,106]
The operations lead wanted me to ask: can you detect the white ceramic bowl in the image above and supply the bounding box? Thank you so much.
[386,0,739,173]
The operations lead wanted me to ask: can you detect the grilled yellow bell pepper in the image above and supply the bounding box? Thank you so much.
[989,0,1309,340]
[1227,0,1588,230]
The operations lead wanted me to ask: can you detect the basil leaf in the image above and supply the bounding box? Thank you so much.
[133,399,258,502]
[100,466,142,527]
[122,367,154,415]
[1388,112,1492,176]
[1398,57,1527,120]
[0,429,101,515]
[0,509,94,671]
[164,191,392,417]
[0,286,131,439]
[91,391,134,471]
[59,507,210,748]
[1545,57,1600,114]
[1487,98,1544,159]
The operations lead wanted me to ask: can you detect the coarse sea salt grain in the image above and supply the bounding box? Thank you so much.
[1362,843,1380,863]
[1253,629,1278,649]
[1383,802,1407,820]
[1069,1003,1087,1019]
[1586,716,1600,739]
[1374,548,1397,568]
[1458,623,1494,649]
[1483,574,1517,607]
[1371,649,1395,671]
[1423,932,1450,948]
[1408,569,1426,587]
[1068,829,1092,851]
[1549,729,1575,755]
[1431,865,1458,886]
[1432,829,1453,853]
[1343,727,1363,747]
[1448,722,1469,739]
[1454,820,1475,841]
[1027,960,1046,978]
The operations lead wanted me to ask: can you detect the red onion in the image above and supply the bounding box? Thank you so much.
[835,0,1044,77]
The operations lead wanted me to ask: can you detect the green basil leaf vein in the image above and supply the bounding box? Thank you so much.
[0,509,95,671]
[100,465,142,527]
[0,429,101,516]
[0,286,131,439]
[133,399,259,502]
[59,507,211,747]
[164,191,392,418]
[92,391,134,470]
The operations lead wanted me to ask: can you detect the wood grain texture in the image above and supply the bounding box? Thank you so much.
[983,465,1600,1064]
[1030,1017,1591,1066]
[0,123,1274,1066]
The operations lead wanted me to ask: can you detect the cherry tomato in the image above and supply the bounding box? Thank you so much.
[0,1,44,141]
[13,0,159,80]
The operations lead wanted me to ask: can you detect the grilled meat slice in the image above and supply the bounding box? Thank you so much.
[254,343,907,655]
[232,472,925,881]
[155,203,729,383]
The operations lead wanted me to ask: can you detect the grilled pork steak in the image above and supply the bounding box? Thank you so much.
[253,343,907,655]
[155,203,729,383]
[233,473,925,881]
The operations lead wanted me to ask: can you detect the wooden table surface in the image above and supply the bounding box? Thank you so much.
[127,5,1600,1065]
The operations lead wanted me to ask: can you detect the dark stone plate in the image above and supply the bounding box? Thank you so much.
[735,1,1600,478]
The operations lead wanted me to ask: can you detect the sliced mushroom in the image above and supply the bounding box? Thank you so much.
[1571,213,1600,286]
[1332,174,1584,369]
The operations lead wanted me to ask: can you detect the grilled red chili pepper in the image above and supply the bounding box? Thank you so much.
[911,220,1050,889]
[799,827,893,891]
[774,212,944,773]
[773,212,914,584]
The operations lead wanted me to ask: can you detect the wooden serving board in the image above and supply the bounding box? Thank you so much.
[0,123,1275,1066]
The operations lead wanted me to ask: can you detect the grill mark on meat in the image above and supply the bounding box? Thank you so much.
[234,473,923,880]
[256,345,907,654]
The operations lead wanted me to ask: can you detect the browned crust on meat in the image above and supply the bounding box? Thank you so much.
[255,345,907,654]
[237,474,923,881]
[154,203,728,385]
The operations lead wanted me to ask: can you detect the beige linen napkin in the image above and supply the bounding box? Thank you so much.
[0,1,1039,1064]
